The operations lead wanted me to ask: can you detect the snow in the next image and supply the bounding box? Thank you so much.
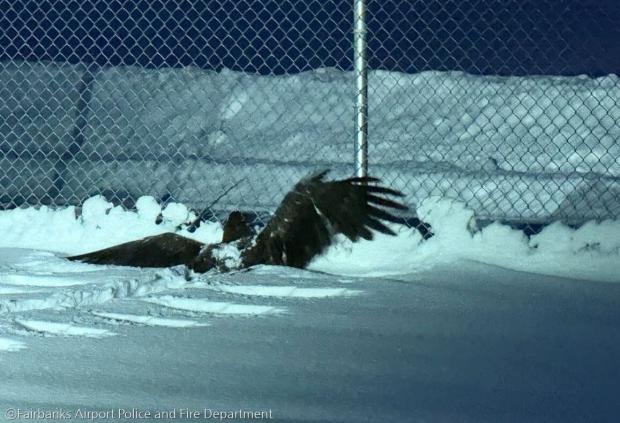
[14,319,115,338]
[0,201,617,422]
[2,262,619,422]
[76,67,620,220]
[0,337,26,352]
[0,196,221,256]
[135,195,161,221]
[213,285,361,298]
[160,202,192,226]
[0,194,617,293]
[310,197,620,283]
[0,61,85,156]
[90,311,209,328]
[141,295,284,316]
[210,243,243,269]
[0,195,615,354]
[1,61,619,420]
[3,61,619,222]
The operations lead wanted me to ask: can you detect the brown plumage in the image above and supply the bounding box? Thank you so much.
[221,211,253,243]
[68,171,424,272]
[68,233,203,268]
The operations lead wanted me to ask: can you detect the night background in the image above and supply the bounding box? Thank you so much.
[1,0,619,76]
[1,2,620,421]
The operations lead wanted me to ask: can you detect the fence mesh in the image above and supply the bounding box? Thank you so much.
[0,0,619,228]
[365,0,620,226]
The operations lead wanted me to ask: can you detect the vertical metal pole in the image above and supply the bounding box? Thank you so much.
[353,0,368,178]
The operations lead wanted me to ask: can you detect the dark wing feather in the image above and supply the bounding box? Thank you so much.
[67,233,205,268]
[241,171,408,269]
[221,211,254,243]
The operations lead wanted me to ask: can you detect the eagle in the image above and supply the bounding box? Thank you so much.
[68,171,431,272]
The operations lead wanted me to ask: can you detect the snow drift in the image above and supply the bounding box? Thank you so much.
[2,61,619,223]
[0,196,617,283]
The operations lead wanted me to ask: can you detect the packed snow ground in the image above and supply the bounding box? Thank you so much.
[2,260,619,423]
[1,61,620,222]
[0,195,618,352]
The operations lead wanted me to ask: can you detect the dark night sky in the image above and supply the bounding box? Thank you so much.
[1,0,619,76]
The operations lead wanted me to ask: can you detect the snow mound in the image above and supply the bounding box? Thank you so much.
[0,196,221,256]
[3,61,619,222]
[0,197,618,284]
[309,197,620,283]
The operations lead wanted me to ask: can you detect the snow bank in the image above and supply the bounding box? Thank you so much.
[3,61,619,221]
[0,61,85,156]
[0,61,86,208]
[310,197,620,283]
[0,195,221,256]
[68,66,620,221]
[0,197,617,282]
[0,158,57,208]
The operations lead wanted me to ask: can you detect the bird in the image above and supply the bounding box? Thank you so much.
[68,171,431,272]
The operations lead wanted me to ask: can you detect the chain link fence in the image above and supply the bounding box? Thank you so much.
[1,0,619,228]
[365,0,620,227]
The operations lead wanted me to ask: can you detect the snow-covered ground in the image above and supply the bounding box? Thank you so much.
[1,259,619,422]
[0,195,618,355]
[1,61,619,222]
[0,196,618,421]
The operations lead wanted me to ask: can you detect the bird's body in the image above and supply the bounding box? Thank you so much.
[68,171,430,272]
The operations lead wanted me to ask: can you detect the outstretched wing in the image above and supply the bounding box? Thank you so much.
[241,171,408,268]
[67,233,205,268]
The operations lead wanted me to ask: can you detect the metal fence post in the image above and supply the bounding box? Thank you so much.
[353,0,368,178]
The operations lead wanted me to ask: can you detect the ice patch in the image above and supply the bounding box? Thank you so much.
[91,311,209,328]
[216,285,361,298]
[141,295,283,315]
[15,319,115,338]
[0,336,26,352]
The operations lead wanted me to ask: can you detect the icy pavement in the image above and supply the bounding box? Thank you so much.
[1,260,619,422]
